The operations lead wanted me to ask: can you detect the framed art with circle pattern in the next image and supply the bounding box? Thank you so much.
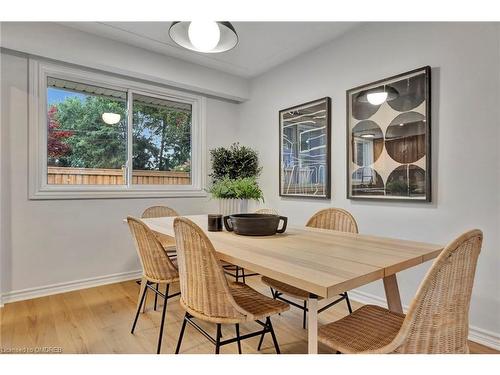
[346,66,431,202]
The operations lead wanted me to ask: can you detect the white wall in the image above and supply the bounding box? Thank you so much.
[0,50,239,299]
[0,22,249,102]
[237,23,500,342]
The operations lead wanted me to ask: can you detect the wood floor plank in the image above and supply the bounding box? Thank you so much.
[0,279,497,354]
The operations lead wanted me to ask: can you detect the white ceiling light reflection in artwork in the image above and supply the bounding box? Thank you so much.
[357,85,399,106]
[367,92,388,105]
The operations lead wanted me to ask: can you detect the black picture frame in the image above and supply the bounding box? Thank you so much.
[279,97,331,199]
[346,66,431,202]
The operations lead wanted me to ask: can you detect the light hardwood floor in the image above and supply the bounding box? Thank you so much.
[0,277,497,354]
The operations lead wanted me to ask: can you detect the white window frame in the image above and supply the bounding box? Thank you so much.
[29,59,206,199]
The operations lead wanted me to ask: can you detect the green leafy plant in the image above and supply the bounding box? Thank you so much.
[208,143,264,201]
[208,177,264,201]
[209,143,262,181]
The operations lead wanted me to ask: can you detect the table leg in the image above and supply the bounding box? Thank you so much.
[383,274,403,313]
[307,294,318,354]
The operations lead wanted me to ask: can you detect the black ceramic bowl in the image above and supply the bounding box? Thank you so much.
[223,213,288,236]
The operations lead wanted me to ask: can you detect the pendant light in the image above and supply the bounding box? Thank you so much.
[169,21,238,53]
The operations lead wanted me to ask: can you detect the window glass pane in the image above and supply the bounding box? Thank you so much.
[47,77,127,185]
[132,94,192,185]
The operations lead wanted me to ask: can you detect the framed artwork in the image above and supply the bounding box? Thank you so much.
[346,66,431,202]
[279,97,331,199]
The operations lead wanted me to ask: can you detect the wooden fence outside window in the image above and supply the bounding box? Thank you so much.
[47,167,191,185]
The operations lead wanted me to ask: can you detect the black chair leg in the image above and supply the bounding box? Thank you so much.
[242,268,246,284]
[235,323,242,354]
[257,333,265,350]
[131,281,148,334]
[274,290,282,316]
[215,324,222,354]
[235,266,239,283]
[156,284,169,354]
[154,283,159,311]
[257,327,266,351]
[267,317,281,354]
[302,300,307,329]
[270,287,276,299]
[345,292,353,314]
[175,313,188,354]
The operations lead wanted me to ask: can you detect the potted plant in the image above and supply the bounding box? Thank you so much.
[208,143,263,215]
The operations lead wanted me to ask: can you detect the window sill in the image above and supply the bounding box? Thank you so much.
[29,188,208,200]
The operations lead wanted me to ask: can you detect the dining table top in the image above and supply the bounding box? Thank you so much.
[137,214,444,299]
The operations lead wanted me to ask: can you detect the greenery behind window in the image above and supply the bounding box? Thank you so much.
[132,98,191,173]
[47,88,192,173]
[48,96,127,169]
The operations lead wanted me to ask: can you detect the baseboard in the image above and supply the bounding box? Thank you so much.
[467,325,500,351]
[1,269,142,305]
[349,290,500,351]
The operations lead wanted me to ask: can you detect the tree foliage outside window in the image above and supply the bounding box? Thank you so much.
[47,90,192,174]
[132,99,191,173]
[49,96,127,169]
[47,105,73,160]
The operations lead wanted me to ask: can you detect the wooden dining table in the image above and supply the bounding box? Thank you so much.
[137,214,444,354]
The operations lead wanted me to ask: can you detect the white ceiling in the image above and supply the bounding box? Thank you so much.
[62,22,358,78]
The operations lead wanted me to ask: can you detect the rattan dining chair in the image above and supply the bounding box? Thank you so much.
[173,217,289,354]
[318,229,483,354]
[261,208,357,329]
[127,216,180,354]
[140,206,179,311]
[141,206,179,252]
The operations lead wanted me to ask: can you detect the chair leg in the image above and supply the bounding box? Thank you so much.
[242,268,246,284]
[345,292,353,314]
[235,266,239,283]
[138,277,148,313]
[257,317,275,351]
[267,317,281,354]
[175,313,188,354]
[270,288,282,316]
[215,324,222,354]
[257,325,266,351]
[154,283,159,311]
[302,300,307,329]
[156,284,169,354]
[131,280,148,334]
[235,323,242,354]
